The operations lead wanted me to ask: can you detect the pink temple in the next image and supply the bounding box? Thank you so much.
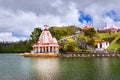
[32,25,59,54]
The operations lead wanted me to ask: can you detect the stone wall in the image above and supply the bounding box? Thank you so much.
[61,52,120,57]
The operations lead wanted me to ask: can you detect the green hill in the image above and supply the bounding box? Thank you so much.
[78,32,120,51]
[95,32,120,51]
[107,33,120,51]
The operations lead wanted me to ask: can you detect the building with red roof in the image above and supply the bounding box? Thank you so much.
[81,25,93,31]
[104,26,118,32]
[96,40,109,49]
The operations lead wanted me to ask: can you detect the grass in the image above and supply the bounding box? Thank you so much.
[107,35,120,51]
[78,32,120,51]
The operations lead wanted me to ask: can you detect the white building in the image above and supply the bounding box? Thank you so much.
[97,40,109,49]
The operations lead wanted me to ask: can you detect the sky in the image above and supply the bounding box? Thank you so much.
[0,0,120,42]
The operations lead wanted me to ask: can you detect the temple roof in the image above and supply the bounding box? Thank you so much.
[33,26,59,47]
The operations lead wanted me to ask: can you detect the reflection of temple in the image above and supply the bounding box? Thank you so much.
[32,25,59,54]
[35,58,59,80]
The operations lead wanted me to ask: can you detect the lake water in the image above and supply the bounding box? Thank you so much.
[0,54,120,80]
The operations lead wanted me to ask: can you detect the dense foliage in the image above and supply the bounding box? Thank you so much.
[0,41,32,53]
[0,25,119,53]
[49,25,79,40]
[0,27,42,53]
[30,28,42,43]
[0,25,80,53]
[84,28,96,38]
[61,38,79,52]
[84,28,96,46]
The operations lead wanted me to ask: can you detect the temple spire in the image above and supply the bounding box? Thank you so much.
[44,25,49,31]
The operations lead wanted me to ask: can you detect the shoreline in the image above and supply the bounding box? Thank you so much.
[18,53,61,57]
[61,52,120,58]
[1,52,120,58]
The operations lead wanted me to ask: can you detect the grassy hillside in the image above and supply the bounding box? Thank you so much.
[96,32,120,51]
[79,32,120,51]
[107,34,120,51]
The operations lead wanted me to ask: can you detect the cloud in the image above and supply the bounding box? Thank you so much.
[0,0,120,41]
[0,1,81,35]
[0,32,27,42]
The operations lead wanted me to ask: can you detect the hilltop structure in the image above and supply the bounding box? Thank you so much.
[96,40,109,49]
[81,25,93,31]
[97,25,120,33]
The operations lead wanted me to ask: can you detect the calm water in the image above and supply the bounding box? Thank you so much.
[0,54,120,80]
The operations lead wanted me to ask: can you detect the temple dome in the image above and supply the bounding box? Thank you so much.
[52,38,58,43]
[38,27,53,44]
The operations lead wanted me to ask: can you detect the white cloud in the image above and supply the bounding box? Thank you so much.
[0,0,120,42]
[82,2,120,29]
[0,2,81,36]
[0,32,27,42]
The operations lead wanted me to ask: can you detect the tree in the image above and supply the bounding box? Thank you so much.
[87,38,95,46]
[84,28,96,38]
[30,28,42,43]
[64,38,79,52]
[84,28,96,46]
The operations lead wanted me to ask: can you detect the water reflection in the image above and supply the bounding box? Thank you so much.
[102,58,110,74]
[95,58,112,80]
[1,54,120,80]
[32,58,59,80]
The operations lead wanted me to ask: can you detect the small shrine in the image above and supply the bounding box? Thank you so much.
[32,25,59,54]
[96,40,109,49]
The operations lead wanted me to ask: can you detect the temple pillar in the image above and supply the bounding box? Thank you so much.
[48,46,50,53]
[40,47,42,53]
[45,46,47,53]
[35,47,38,53]
[54,47,56,53]
[42,47,44,53]
[37,47,38,53]
[38,47,40,53]
[52,47,54,53]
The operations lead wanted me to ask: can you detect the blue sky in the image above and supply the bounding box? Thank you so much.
[79,11,92,24]
[0,0,120,42]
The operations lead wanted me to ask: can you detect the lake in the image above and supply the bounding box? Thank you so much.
[0,54,120,80]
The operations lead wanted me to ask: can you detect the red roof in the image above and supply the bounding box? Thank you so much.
[44,27,49,31]
[81,25,93,30]
[99,40,109,43]
[107,26,117,30]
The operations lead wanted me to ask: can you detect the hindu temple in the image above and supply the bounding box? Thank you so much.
[32,25,59,54]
